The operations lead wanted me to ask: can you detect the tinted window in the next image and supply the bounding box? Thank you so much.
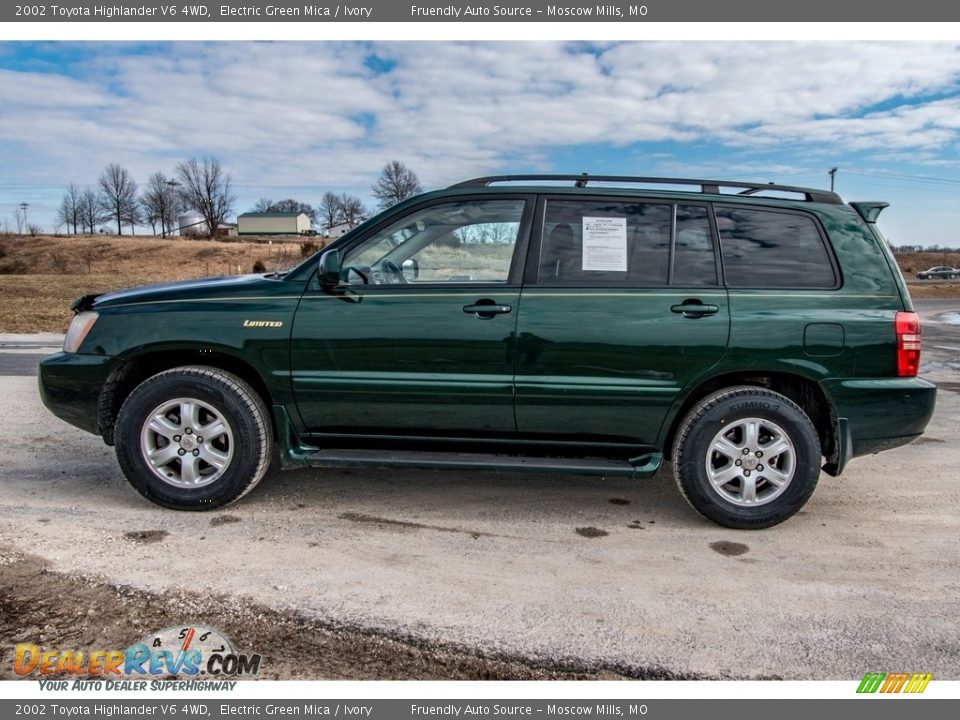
[673,205,717,286]
[715,207,835,288]
[539,200,671,286]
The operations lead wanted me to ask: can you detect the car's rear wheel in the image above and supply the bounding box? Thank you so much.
[114,366,272,510]
[673,386,821,529]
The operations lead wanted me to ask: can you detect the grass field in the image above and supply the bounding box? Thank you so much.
[0,235,957,333]
[0,234,313,333]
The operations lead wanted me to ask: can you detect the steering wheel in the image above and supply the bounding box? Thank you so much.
[380,259,408,285]
[345,265,370,285]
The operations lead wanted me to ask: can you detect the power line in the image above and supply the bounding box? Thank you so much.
[841,169,960,187]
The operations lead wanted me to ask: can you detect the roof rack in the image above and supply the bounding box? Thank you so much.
[449,174,842,204]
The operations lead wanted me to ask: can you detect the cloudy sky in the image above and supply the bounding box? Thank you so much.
[2,41,960,245]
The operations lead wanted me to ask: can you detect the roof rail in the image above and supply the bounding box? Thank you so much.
[449,174,843,204]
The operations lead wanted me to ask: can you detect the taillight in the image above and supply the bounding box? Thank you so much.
[895,311,921,377]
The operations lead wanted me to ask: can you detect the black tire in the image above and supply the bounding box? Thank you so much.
[114,366,273,510]
[673,386,821,529]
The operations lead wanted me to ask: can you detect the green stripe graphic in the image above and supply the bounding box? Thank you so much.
[857,672,885,693]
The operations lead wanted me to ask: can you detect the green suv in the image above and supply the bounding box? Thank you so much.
[39,175,936,528]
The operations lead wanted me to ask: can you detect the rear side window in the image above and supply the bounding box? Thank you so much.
[537,200,717,286]
[673,205,717,286]
[715,206,836,288]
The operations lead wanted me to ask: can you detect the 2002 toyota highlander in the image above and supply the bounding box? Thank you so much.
[39,174,937,528]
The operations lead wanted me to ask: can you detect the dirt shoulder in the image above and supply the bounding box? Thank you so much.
[0,547,629,681]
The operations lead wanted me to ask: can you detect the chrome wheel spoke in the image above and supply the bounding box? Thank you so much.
[181,455,201,485]
[741,475,759,503]
[709,464,741,487]
[148,415,179,440]
[200,418,229,441]
[744,420,760,449]
[763,438,791,459]
[713,437,742,460]
[180,400,201,430]
[199,445,229,471]
[147,443,180,467]
[763,466,791,487]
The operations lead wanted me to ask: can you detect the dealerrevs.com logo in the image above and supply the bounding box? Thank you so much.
[14,625,261,681]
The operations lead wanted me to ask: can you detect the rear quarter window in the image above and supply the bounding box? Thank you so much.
[715,206,837,289]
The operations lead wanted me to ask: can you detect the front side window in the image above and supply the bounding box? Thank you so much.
[342,199,525,285]
[715,206,836,288]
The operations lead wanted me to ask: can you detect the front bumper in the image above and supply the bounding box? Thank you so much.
[823,376,937,459]
[38,352,116,436]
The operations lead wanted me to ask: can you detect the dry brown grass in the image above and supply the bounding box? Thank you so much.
[0,235,312,333]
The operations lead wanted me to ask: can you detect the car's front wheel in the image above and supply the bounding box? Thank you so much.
[114,366,273,510]
[673,386,821,529]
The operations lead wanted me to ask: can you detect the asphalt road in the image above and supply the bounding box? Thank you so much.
[1,301,958,679]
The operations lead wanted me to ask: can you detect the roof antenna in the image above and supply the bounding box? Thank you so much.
[574,173,589,188]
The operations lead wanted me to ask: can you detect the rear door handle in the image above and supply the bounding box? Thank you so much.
[670,300,720,318]
[463,300,512,319]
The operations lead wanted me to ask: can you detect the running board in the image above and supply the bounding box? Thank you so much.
[304,449,662,478]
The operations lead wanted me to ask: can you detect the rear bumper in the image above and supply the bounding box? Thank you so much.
[38,352,115,436]
[823,376,937,459]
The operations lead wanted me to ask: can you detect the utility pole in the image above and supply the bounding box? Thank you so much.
[828,167,838,192]
[18,202,29,234]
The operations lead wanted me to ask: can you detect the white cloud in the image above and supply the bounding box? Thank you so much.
[3,41,960,227]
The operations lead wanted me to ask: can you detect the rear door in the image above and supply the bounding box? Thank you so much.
[514,197,730,445]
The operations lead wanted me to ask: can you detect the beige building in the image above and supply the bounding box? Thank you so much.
[237,212,311,236]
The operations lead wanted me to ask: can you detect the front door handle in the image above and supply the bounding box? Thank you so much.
[670,300,720,318]
[463,299,512,319]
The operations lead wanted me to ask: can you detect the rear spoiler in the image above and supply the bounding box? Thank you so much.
[850,201,889,223]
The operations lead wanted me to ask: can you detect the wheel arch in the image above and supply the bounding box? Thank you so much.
[97,347,275,446]
[661,371,838,466]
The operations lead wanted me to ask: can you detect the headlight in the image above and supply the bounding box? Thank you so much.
[63,311,98,353]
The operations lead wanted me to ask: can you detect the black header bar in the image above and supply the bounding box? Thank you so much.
[5,0,960,23]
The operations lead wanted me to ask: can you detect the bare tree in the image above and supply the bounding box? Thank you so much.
[337,193,366,229]
[252,198,317,224]
[141,172,181,236]
[55,184,82,234]
[78,188,102,234]
[97,163,138,235]
[176,157,235,238]
[318,191,341,230]
[123,199,142,235]
[371,160,423,210]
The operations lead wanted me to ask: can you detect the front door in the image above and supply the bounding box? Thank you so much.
[290,196,532,436]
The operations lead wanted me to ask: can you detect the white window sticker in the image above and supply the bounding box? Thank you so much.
[582,217,628,272]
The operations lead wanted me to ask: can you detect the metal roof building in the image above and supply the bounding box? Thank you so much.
[237,212,311,236]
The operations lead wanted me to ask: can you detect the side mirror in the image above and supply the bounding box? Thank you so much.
[401,258,420,281]
[318,249,342,290]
